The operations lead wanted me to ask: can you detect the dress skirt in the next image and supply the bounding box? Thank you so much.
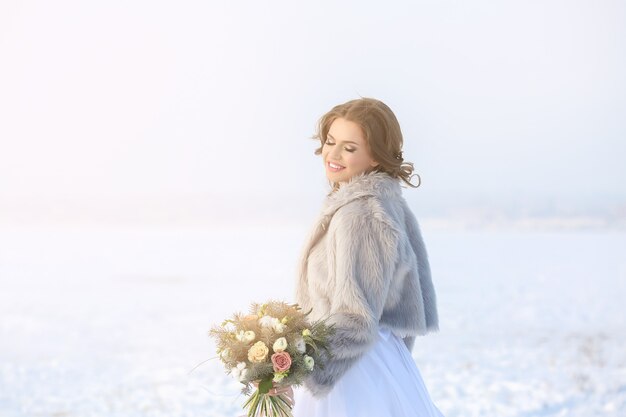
[292,327,445,417]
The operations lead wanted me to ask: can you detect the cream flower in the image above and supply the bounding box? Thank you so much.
[259,315,279,328]
[235,330,246,342]
[273,321,286,334]
[243,330,256,343]
[272,337,288,352]
[294,336,306,354]
[219,348,231,361]
[231,361,247,381]
[302,328,311,337]
[248,341,269,363]
[303,355,314,371]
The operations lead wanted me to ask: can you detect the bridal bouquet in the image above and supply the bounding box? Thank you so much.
[209,300,334,417]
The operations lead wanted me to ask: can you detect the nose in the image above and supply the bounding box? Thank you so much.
[328,145,343,161]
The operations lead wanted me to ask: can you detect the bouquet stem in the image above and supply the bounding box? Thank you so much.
[243,389,294,417]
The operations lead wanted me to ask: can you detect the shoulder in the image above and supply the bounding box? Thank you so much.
[329,195,400,243]
[322,172,405,236]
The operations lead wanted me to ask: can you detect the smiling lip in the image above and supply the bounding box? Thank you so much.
[327,161,345,172]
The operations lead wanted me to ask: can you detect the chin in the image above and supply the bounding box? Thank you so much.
[326,173,347,183]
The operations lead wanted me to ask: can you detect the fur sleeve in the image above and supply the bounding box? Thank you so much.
[304,206,399,397]
[404,203,439,331]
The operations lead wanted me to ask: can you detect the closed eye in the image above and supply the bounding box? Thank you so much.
[325,141,356,153]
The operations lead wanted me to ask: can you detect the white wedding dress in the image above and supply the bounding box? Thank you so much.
[291,327,445,417]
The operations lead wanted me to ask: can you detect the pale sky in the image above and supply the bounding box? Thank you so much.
[1,0,624,224]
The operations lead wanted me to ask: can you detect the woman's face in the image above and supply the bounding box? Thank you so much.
[322,117,379,184]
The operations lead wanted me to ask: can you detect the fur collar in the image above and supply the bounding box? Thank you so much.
[322,171,401,217]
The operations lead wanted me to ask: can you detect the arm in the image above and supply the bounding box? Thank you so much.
[404,204,438,331]
[305,209,399,397]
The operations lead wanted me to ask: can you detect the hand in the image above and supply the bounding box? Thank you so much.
[252,381,295,407]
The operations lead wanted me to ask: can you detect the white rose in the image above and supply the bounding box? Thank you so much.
[303,355,314,371]
[243,330,256,343]
[294,336,306,354]
[273,337,288,352]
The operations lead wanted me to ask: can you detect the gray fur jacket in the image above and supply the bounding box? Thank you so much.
[295,170,439,397]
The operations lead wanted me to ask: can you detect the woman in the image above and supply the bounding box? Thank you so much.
[290,97,444,417]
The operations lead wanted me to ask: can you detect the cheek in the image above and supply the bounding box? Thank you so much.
[346,154,366,169]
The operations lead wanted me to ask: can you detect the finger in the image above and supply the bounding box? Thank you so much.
[288,387,296,407]
[285,389,295,405]
[276,387,294,407]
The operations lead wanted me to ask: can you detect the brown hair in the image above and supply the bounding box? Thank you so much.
[312,97,421,192]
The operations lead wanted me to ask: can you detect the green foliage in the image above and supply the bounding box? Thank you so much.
[258,377,273,395]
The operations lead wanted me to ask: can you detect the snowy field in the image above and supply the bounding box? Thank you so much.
[1,223,625,417]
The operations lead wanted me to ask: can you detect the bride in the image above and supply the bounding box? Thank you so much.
[277,97,445,417]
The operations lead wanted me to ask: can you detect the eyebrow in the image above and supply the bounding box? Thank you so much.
[326,134,360,145]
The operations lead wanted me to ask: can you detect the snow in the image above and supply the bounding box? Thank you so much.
[1,223,625,416]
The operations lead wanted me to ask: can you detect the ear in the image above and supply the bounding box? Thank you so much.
[370,159,380,168]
